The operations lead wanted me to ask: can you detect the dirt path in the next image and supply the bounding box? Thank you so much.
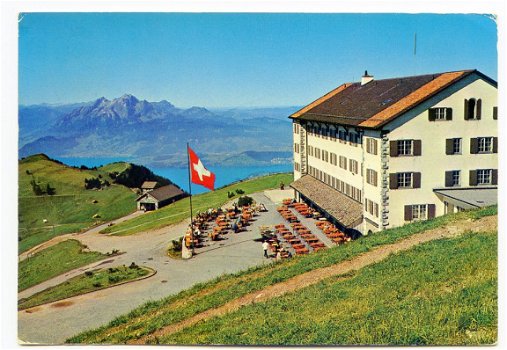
[132,214,497,344]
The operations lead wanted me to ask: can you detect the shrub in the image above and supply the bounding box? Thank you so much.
[84,177,101,190]
[108,275,121,284]
[227,191,235,198]
[92,282,102,288]
[129,262,139,269]
[171,237,183,252]
[108,267,119,273]
[235,189,245,194]
[84,271,94,277]
[237,196,254,207]
[46,183,56,195]
[30,179,45,196]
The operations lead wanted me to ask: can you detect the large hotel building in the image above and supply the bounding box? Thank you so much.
[290,70,497,235]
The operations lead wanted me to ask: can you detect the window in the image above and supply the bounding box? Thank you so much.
[471,137,497,154]
[294,143,299,154]
[445,170,461,187]
[478,137,493,153]
[315,148,321,159]
[339,156,348,170]
[411,205,427,221]
[366,169,378,186]
[453,138,461,154]
[445,138,461,155]
[293,123,300,134]
[330,153,337,166]
[464,98,482,120]
[391,140,421,157]
[350,159,359,174]
[330,128,337,140]
[470,169,497,186]
[477,169,492,185]
[308,145,313,157]
[339,130,347,143]
[349,133,359,146]
[366,138,378,155]
[397,140,412,156]
[429,107,452,121]
[397,172,412,188]
[294,162,300,172]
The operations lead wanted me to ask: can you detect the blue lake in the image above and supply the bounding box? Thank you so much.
[58,157,292,195]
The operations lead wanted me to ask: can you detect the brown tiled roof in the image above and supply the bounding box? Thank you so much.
[137,184,185,202]
[290,175,363,227]
[141,181,158,189]
[290,69,494,129]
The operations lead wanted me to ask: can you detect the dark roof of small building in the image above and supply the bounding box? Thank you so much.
[290,69,496,129]
[141,181,158,189]
[433,187,497,209]
[137,184,186,202]
[290,175,363,227]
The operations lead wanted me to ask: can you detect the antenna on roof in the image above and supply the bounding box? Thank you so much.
[413,32,418,75]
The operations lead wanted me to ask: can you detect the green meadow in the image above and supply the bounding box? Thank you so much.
[19,265,152,310]
[18,154,137,253]
[19,239,106,292]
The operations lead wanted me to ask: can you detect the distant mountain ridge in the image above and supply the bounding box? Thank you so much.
[19,95,299,167]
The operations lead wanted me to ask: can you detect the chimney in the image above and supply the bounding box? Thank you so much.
[361,70,374,85]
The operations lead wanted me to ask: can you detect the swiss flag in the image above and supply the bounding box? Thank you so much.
[188,146,216,191]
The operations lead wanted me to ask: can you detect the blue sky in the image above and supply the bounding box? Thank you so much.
[18,13,497,107]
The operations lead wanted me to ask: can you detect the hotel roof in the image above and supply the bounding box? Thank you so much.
[290,69,496,129]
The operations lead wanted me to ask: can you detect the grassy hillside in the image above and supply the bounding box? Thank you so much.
[68,206,496,344]
[163,230,496,345]
[18,154,137,253]
[100,173,293,236]
[19,239,106,292]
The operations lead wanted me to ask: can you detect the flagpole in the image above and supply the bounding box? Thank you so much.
[186,143,194,254]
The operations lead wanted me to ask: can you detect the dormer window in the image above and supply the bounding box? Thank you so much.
[464,98,482,120]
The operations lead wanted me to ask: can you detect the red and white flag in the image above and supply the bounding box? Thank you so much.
[188,146,216,191]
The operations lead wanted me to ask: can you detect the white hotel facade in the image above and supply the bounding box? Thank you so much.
[290,70,497,235]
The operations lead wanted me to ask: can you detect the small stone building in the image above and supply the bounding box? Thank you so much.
[136,184,188,211]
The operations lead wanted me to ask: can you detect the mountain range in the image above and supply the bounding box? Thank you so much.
[19,94,300,167]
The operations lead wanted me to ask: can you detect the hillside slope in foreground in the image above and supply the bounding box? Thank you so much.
[69,206,497,346]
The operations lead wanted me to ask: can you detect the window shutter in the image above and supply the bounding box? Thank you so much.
[445,139,454,155]
[469,170,478,186]
[389,173,398,189]
[493,106,498,120]
[464,99,469,120]
[390,141,398,157]
[413,140,422,156]
[428,204,436,219]
[493,137,498,153]
[476,99,482,119]
[428,109,436,121]
[374,140,378,155]
[374,171,378,187]
[492,169,498,185]
[446,108,453,121]
[404,205,413,221]
[412,172,421,188]
[470,138,478,154]
[445,171,453,187]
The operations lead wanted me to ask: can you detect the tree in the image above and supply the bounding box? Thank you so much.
[46,183,56,195]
